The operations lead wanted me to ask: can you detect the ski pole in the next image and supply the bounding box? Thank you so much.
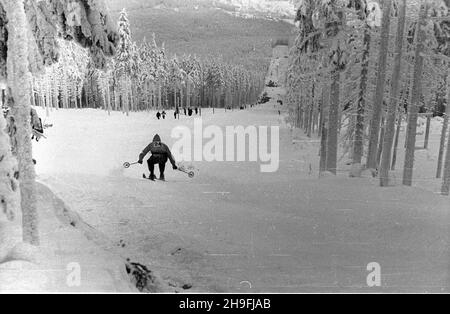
[123,161,140,169]
[177,164,195,178]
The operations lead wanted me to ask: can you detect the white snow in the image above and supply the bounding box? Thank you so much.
[29,48,450,293]
[216,0,296,20]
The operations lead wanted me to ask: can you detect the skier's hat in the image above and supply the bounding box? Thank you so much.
[153,134,161,143]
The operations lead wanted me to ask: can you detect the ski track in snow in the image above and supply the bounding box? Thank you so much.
[32,48,450,293]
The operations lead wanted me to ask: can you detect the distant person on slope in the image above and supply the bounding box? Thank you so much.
[138,134,177,181]
[30,108,44,141]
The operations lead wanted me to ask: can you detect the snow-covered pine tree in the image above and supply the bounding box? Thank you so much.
[166,56,184,110]
[138,40,156,110]
[0,111,20,265]
[0,112,18,223]
[0,0,118,245]
[318,1,350,175]
[366,0,393,171]
[287,0,324,138]
[115,9,134,115]
[379,0,407,186]
[403,2,431,186]
[2,0,38,245]
[35,39,89,110]
[350,0,382,177]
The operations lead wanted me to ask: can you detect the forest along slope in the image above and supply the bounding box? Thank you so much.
[33,52,449,293]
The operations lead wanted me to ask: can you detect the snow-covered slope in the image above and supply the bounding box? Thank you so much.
[108,0,297,21]
[215,0,296,20]
[29,48,450,293]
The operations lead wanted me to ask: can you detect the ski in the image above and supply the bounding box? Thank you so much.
[142,174,165,182]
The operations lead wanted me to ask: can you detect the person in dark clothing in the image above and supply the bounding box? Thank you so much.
[30,108,44,142]
[183,107,187,115]
[162,111,166,119]
[188,108,193,116]
[195,107,198,115]
[138,134,177,181]
[156,111,161,120]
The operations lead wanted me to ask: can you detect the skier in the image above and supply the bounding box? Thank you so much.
[138,134,178,181]
[156,111,161,120]
[162,111,166,119]
[175,108,180,119]
[30,108,44,142]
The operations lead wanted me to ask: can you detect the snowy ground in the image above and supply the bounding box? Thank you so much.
[0,182,135,292]
[31,51,449,293]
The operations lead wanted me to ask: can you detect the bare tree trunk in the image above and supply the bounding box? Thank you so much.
[352,27,371,175]
[376,117,386,167]
[391,113,402,170]
[307,106,313,138]
[313,107,319,135]
[367,0,392,169]
[186,81,191,108]
[437,76,450,178]
[212,87,215,114]
[157,84,161,109]
[179,84,183,114]
[424,114,431,149]
[403,2,428,186]
[320,85,330,174]
[379,0,406,186]
[442,119,450,194]
[114,85,119,111]
[125,77,130,116]
[106,84,111,115]
[3,0,39,245]
[85,84,89,108]
[440,76,450,193]
[326,70,340,175]
[442,122,450,189]
[318,104,323,138]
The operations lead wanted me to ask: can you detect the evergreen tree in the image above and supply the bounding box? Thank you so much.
[351,0,382,176]
[379,0,407,186]
[366,0,393,170]
[0,113,18,223]
[403,2,430,186]
[115,9,135,115]
[0,0,118,245]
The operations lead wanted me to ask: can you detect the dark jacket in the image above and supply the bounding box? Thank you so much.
[31,108,43,133]
[139,134,176,166]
